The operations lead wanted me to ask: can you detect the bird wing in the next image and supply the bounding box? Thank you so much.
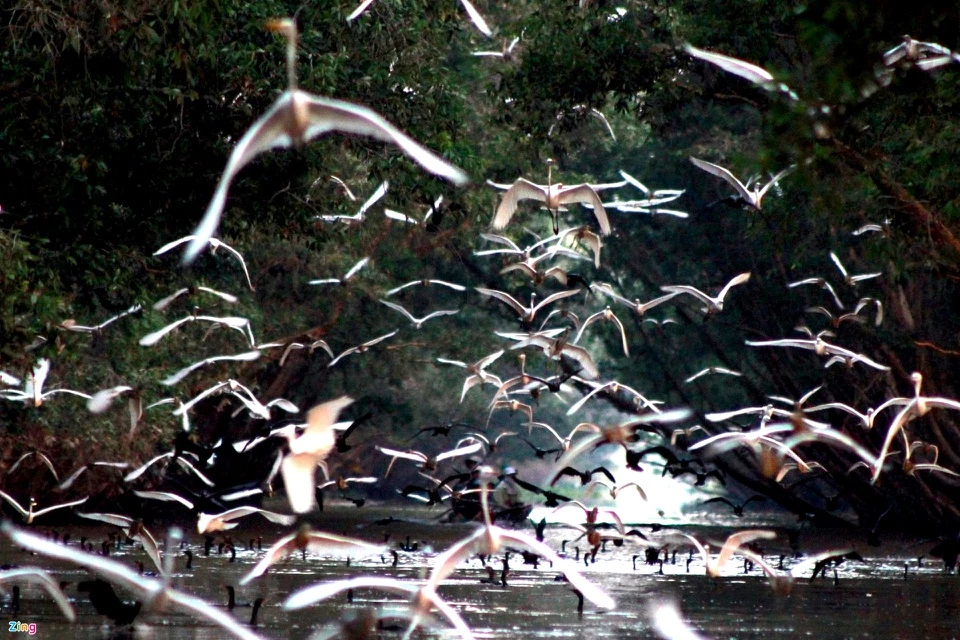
[301,94,468,185]
[343,256,371,281]
[829,252,849,278]
[715,530,776,572]
[717,272,751,302]
[492,179,547,230]
[476,287,526,317]
[531,289,581,314]
[497,528,615,608]
[0,568,76,622]
[357,181,389,217]
[133,490,194,510]
[661,284,713,308]
[683,44,775,84]
[458,0,493,37]
[689,157,753,203]
[139,316,192,346]
[165,589,267,640]
[557,343,600,379]
[185,94,301,263]
[380,300,416,323]
[362,329,399,348]
[757,165,794,200]
[435,441,484,462]
[239,532,297,584]
[557,185,611,235]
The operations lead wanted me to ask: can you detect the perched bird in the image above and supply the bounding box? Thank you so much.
[184,18,467,263]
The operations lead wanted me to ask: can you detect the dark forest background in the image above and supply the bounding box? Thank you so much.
[3,0,960,532]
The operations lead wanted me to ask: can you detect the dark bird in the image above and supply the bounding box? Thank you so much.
[669,467,725,486]
[406,421,472,440]
[512,477,572,507]
[78,579,142,625]
[522,438,563,459]
[551,466,616,486]
[335,411,374,453]
[930,537,960,572]
[702,495,766,517]
[810,551,863,581]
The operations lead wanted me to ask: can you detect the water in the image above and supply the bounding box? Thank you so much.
[3,504,959,639]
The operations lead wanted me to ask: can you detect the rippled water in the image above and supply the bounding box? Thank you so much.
[3,504,959,639]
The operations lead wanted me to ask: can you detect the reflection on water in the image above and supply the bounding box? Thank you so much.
[3,504,960,639]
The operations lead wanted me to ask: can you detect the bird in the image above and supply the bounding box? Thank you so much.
[197,507,296,534]
[327,330,399,367]
[240,525,384,585]
[472,36,521,61]
[680,530,776,578]
[386,278,467,296]
[829,251,881,286]
[661,272,751,314]
[154,237,254,291]
[347,0,493,38]
[788,276,846,310]
[574,306,630,356]
[316,181,388,225]
[0,567,75,622]
[0,493,88,525]
[689,157,793,210]
[684,367,742,383]
[584,480,648,501]
[161,350,262,386]
[377,441,483,475]
[280,396,354,513]
[152,285,238,312]
[60,303,145,333]
[476,288,580,326]
[4,524,265,640]
[138,313,252,347]
[745,336,890,371]
[6,451,59,482]
[436,350,505,402]
[183,18,467,263]
[551,465,617,486]
[77,512,166,575]
[308,256,371,286]
[378,300,459,329]
[871,373,960,484]
[566,379,662,416]
[683,43,799,99]
[285,575,475,640]
[591,283,681,318]
[702,496,766,517]
[490,161,621,235]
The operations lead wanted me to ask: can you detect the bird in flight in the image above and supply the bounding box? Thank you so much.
[184,18,467,263]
